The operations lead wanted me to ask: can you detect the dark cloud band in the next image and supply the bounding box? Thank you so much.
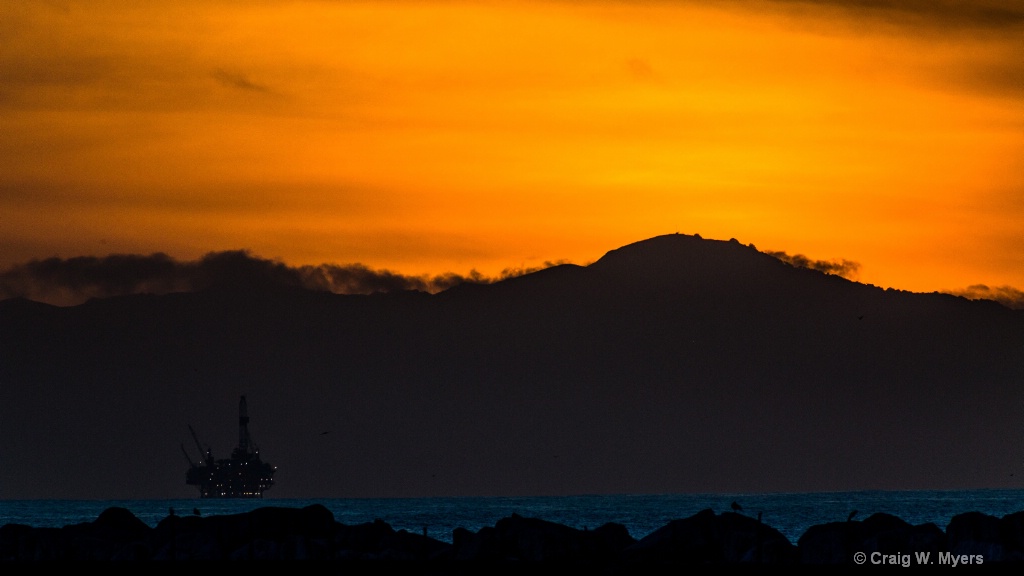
[764,0,1024,31]
[0,251,500,306]
[3,249,1021,310]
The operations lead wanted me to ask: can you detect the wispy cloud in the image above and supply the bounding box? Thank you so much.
[212,69,272,93]
[765,250,861,280]
[765,250,1024,308]
[946,284,1024,310]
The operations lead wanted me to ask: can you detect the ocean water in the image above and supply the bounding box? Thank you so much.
[3,490,1024,544]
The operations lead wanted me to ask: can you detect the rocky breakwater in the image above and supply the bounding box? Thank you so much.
[2,505,1024,566]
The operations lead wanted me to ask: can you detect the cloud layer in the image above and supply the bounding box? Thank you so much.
[3,248,1020,309]
[0,251,496,306]
[0,249,580,306]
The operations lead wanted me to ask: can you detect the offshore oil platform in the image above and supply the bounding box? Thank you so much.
[182,395,276,498]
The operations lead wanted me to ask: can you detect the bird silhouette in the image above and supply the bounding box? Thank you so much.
[731,501,743,513]
[848,510,858,522]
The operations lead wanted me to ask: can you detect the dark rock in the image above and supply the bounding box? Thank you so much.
[0,508,155,561]
[94,507,151,536]
[0,524,39,562]
[6,504,1024,565]
[622,509,796,564]
[798,521,861,565]
[999,511,1024,561]
[947,511,1003,561]
[380,528,453,560]
[451,514,635,563]
[495,513,635,562]
[592,522,637,556]
[799,513,945,564]
[15,527,65,561]
[151,504,340,560]
[862,512,946,557]
[333,518,452,560]
[452,526,500,561]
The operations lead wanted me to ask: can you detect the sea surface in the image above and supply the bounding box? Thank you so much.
[3,490,1024,544]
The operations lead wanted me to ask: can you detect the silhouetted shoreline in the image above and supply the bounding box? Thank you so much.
[1,503,1021,565]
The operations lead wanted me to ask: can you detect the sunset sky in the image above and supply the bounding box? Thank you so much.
[2,0,1023,300]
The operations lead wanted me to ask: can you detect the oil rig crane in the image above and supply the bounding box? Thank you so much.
[182,395,276,498]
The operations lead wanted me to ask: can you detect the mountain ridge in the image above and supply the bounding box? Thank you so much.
[0,234,1022,499]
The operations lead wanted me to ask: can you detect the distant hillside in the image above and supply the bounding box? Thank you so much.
[1,234,1022,499]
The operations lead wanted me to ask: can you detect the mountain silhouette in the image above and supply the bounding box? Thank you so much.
[1,233,1022,499]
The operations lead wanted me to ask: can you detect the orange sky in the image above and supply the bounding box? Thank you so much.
[2,0,1023,296]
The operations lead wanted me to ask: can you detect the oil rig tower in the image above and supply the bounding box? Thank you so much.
[182,395,276,498]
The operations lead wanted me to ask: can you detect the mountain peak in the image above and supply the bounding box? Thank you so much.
[588,233,776,279]
[595,233,750,261]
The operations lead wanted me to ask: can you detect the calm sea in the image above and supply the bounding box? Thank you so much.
[3,490,1024,544]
